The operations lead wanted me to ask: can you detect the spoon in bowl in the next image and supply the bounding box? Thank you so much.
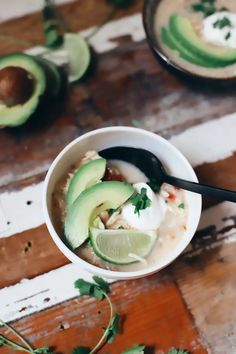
[100,146,236,203]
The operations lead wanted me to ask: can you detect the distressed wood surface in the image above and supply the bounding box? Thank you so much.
[1,0,236,353]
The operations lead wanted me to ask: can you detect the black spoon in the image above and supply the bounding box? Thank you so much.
[100,146,236,203]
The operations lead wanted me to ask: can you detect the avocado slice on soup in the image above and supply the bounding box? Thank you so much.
[64,181,134,249]
[169,15,236,67]
[161,27,213,67]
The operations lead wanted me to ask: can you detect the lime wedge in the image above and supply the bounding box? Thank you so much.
[64,33,90,83]
[90,228,157,265]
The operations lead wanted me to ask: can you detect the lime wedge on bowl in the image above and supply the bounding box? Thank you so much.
[90,228,157,265]
[64,33,90,83]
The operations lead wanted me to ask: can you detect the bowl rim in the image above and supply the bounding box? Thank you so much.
[142,0,236,83]
[43,126,202,280]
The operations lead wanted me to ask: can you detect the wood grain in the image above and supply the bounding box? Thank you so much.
[1,274,207,353]
[173,242,236,353]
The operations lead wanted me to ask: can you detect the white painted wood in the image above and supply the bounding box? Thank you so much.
[0,201,235,323]
[0,0,75,23]
[26,13,145,60]
[170,112,236,168]
[1,113,236,239]
[0,183,44,238]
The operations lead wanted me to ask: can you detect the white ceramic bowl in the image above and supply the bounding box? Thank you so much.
[43,127,201,280]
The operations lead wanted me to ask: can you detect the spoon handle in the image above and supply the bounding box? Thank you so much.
[165,175,236,203]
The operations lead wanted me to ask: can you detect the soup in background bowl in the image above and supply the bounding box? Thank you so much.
[43,127,202,280]
[143,0,236,81]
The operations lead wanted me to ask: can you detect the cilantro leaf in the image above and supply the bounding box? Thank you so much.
[107,0,134,8]
[225,32,231,40]
[93,276,110,293]
[72,347,91,354]
[34,347,53,353]
[178,203,185,209]
[130,188,152,216]
[168,349,190,354]
[74,279,104,300]
[105,313,120,343]
[42,0,63,48]
[123,344,146,353]
[213,16,232,29]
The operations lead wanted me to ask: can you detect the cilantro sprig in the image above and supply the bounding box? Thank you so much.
[74,276,119,353]
[130,188,152,216]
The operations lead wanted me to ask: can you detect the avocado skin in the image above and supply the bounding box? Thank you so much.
[165,15,236,68]
[0,53,63,128]
[161,27,214,67]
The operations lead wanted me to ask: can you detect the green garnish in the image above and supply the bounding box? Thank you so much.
[72,348,90,354]
[191,0,216,17]
[108,207,120,215]
[178,203,185,209]
[118,225,125,229]
[168,350,190,354]
[0,319,54,353]
[219,6,229,12]
[130,188,152,216]
[74,276,119,352]
[213,16,232,29]
[147,179,161,193]
[107,0,134,8]
[225,32,231,40]
[42,0,64,48]
[123,344,146,353]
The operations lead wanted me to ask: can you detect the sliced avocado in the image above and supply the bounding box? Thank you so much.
[161,27,214,67]
[170,15,236,67]
[64,181,134,249]
[0,53,46,127]
[66,158,106,207]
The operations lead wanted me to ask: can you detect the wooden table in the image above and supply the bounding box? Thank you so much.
[1,1,236,353]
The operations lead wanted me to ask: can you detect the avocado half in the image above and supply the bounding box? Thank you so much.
[0,53,63,127]
[0,53,47,127]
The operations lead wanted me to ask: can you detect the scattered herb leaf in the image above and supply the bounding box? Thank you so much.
[123,344,146,353]
[130,188,152,216]
[72,347,91,354]
[42,0,64,48]
[119,226,125,229]
[105,312,120,343]
[168,349,190,354]
[219,6,229,12]
[108,207,120,215]
[225,31,231,40]
[107,0,134,8]
[213,16,232,29]
[93,275,110,293]
[191,0,217,17]
[147,179,161,193]
[178,203,185,209]
[74,278,105,300]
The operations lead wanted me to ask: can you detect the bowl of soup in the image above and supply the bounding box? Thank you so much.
[43,127,202,279]
[143,0,236,82]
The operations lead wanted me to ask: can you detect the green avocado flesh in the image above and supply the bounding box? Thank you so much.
[64,181,134,250]
[162,15,236,68]
[0,53,46,127]
[90,228,157,265]
[66,158,106,207]
[161,27,213,67]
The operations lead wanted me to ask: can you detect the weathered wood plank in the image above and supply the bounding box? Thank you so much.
[1,275,207,353]
[0,0,142,54]
[173,242,236,354]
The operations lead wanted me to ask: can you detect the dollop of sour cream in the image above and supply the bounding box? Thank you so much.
[203,12,236,48]
[121,183,166,230]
